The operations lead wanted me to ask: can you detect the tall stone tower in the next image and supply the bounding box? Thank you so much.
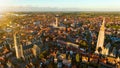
[14,32,24,59]
[14,32,19,59]
[95,18,105,54]
[55,14,59,27]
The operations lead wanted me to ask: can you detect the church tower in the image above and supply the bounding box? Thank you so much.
[14,32,19,59]
[55,14,59,27]
[95,18,105,54]
[14,32,24,59]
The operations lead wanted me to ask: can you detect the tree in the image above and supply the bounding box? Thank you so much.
[79,40,88,48]
[98,47,102,54]
[97,47,102,64]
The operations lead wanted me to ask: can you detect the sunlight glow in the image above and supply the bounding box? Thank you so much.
[0,0,12,12]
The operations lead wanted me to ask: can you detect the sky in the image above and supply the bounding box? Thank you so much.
[0,0,120,11]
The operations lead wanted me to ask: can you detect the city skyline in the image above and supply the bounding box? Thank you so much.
[0,0,120,11]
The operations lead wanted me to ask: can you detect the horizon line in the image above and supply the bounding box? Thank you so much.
[1,6,120,12]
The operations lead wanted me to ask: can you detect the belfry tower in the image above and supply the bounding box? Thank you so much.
[14,32,19,59]
[14,32,24,59]
[95,18,105,54]
[55,14,59,27]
